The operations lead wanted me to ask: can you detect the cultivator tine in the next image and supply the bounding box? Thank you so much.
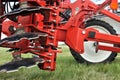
[0,58,44,73]
[0,32,47,44]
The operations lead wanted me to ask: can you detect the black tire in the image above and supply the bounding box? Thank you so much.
[70,19,117,64]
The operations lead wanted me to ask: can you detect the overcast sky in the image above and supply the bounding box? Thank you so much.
[71,0,120,4]
[70,0,105,4]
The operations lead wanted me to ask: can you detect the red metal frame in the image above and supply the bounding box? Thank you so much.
[0,0,120,71]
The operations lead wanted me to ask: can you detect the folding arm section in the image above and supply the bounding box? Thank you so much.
[86,28,120,53]
[88,0,120,22]
[66,27,120,54]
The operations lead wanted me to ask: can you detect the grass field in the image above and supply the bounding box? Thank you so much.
[0,45,120,80]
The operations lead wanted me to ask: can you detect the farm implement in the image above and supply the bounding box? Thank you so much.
[0,0,120,72]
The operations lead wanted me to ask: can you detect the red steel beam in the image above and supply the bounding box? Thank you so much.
[98,45,120,52]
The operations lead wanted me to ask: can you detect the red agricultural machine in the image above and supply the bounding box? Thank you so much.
[0,0,120,72]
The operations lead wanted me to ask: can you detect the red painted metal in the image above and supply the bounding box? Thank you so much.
[1,0,120,71]
[98,45,120,52]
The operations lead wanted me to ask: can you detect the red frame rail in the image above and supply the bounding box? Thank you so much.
[0,0,120,71]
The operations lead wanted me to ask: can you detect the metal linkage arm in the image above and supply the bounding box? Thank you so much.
[86,28,120,53]
[66,27,120,54]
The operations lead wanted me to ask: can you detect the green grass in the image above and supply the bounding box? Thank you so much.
[0,46,120,80]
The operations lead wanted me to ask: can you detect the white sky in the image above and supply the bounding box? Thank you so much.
[71,0,120,4]
[91,0,120,4]
[70,0,105,4]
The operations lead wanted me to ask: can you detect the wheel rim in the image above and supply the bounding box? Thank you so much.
[80,25,113,63]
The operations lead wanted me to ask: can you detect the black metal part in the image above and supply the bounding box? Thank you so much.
[88,31,96,38]
[60,9,71,21]
[95,42,99,53]
[0,6,50,19]
[0,57,44,72]
[7,48,20,52]
[46,0,60,6]
[0,32,47,44]
[9,25,16,33]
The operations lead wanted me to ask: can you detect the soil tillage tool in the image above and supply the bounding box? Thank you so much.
[0,0,120,73]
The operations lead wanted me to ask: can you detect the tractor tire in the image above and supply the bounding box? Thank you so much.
[70,19,117,64]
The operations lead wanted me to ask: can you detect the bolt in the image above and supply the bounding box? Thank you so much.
[50,30,55,33]
[54,7,58,10]
[52,20,56,23]
[82,0,85,2]
[29,46,34,48]
[46,60,51,63]
[49,36,54,39]
[38,46,44,49]
[49,43,54,46]
[76,7,79,11]
[13,27,17,31]
[48,53,52,56]
[82,30,86,34]
[9,26,16,33]
[46,66,51,69]
[18,23,22,26]
[52,13,57,16]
